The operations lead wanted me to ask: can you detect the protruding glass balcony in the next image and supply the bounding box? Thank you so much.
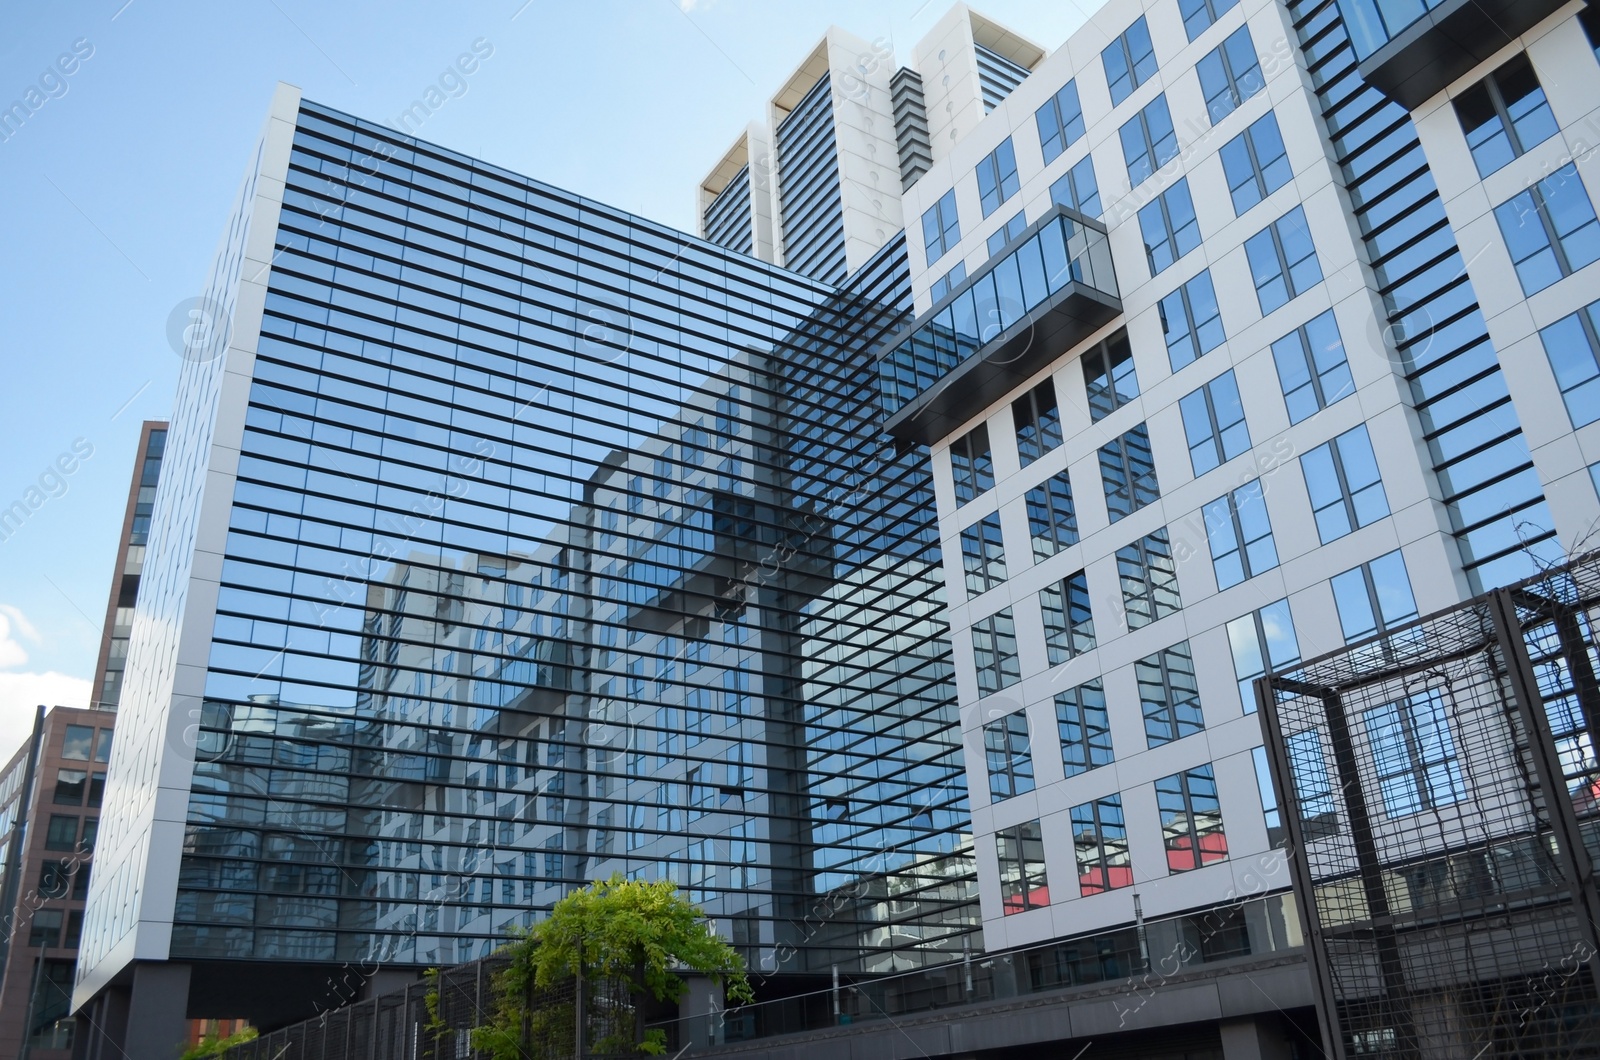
[878,205,1119,445]
[1338,0,1568,110]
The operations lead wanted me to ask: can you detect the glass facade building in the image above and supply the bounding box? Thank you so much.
[78,89,971,1040]
[77,0,1600,1054]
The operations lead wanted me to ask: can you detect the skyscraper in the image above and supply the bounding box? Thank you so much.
[89,421,167,711]
[74,85,971,1056]
[77,0,1600,1055]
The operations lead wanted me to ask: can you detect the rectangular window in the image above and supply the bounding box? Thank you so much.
[1100,424,1159,522]
[38,860,71,899]
[1180,0,1239,41]
[1286,729,1340,841]
[1138,179,1201,276]
[61,725,93,761]
[1219,111,1291,215]
[1271,309,1353,424]
[1245,206,1320,314]
[986,210,1028,257]
[1120,94,1179,187]
[1137,642,1204,747]
[922,188,961,263]
[1251,746,1285,847]
[1117,528,1181,629]
[1331,549,1418,642]
[1455,54,1558,178]
[929,261,967,302]
[1197,25,1263,123]
[1103,16,1157,106]
[28,909,62,949]
[950,424,995,505]
[658,786,686,832]
[1036,80,1085,164]
[627,803,647,850]
[1159,270,1225,372]
[1070,796,1130,895]
[655,706,679,759]
[1364,689,1467,817]
[93,729,112,763]
[1157,764,1227,872]
[1049,154,1101,218]
[985,710,1034,801]
[1057,679,1113,777]
[45,815,78,851]
[972,610,1021,696]
[80,818,96,849]
[1204,479,1278,589]
[996,820,1049,913]
[1302,424,1389,543]
[976,138,1020,218]
[1082,330,1139,420]
[1179,370,1250,476]
[1043,573,1094,666]
[1013,379,1062,466]
[960,512,1008,597]
[53,769,86,806]
[1539,299,1600,428]
[1228,599,1300,712]
[1041,571,1096,665]
[1025,471,1078,559]
[1493,163,1600,295]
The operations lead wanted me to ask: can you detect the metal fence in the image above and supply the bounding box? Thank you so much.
[211,954,645,1060]
[1258,553,1600,1059]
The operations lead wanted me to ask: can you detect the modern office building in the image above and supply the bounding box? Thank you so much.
[90,420,168,711]
[75,0,1600,1056]
[0,707,113,1059]
[72,83,971,1057]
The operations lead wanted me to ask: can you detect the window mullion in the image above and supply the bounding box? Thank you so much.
[1231,500,1250,578]
[1245,131,1267,200]
[1536,186,1572,274]
[1331,442,1358,530]
[1488,77,1521,156]
[1302,327,1326,406]
[1206,387,1224,464]
[1272,226,1293,295]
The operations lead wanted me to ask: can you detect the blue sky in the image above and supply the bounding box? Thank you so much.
[0,0,1092,759]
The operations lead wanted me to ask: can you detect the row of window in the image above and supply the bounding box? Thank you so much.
[972,543,1419,744]
[995,760,1226,913]
[995,678,1465,918]
[923,0,1262,274]
[954,293,1358,512]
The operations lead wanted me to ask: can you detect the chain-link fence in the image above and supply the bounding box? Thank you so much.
[1259,554,1600,1059]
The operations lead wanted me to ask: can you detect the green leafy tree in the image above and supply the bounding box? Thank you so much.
[471,874,752,1057]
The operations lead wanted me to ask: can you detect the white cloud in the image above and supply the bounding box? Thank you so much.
[0,670,91,764]
[0,605,40,670]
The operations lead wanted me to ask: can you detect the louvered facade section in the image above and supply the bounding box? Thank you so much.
[775,74,848,285]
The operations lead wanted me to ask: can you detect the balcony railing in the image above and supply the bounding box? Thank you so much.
[878,205,1119,446]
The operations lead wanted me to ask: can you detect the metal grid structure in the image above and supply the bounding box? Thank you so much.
[1258,553,1600,1059]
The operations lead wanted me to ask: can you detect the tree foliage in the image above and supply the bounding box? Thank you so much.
[471,874,752,1058]
[177,1026,257,1060]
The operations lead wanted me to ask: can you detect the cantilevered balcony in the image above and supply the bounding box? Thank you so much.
[878,205,1120,446]
[1338,0,1569,110]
